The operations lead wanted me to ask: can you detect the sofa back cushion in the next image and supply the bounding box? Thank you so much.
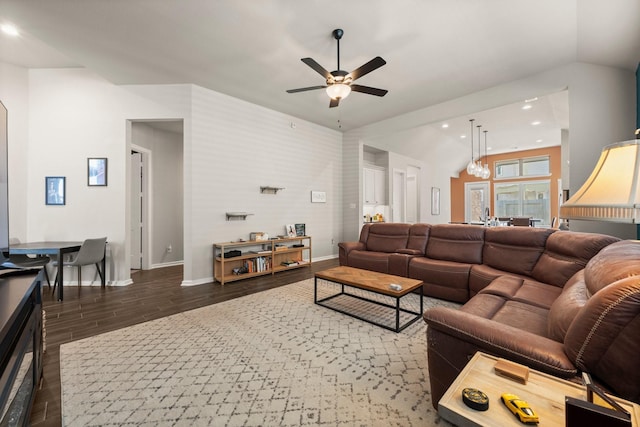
[547,271,588,342]
[426,224,485,264]
[406,224,431,254]
[584,240,640,295]
[363,223,412,253]
[483,227,553,276]
[531,231,619,287]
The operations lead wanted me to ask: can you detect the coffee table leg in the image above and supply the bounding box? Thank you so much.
[314,277,318,303]
[396,297,400,332]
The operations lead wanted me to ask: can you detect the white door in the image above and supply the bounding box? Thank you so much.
[393,169,406,222]
[464,181,490,223]
[406,166,419,223]
[130,151,143,269]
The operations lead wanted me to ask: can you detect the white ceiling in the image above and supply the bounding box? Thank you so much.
[0,0,638,152]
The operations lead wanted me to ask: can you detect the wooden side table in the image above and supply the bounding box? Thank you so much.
[438,352,639,427]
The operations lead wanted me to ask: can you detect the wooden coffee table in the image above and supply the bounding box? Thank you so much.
[314,266,424,332]
[439,352,640,426]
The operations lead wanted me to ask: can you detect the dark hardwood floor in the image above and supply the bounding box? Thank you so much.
[29,258,339,426]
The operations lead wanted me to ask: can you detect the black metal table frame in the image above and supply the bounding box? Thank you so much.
[314,277,424,333]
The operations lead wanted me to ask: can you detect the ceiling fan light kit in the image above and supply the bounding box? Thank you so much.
[287,29,388,108]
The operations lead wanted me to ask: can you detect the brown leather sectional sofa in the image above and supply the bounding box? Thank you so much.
[338,222,640,406]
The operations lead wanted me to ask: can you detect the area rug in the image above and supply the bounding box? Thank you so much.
[60,279,460,426]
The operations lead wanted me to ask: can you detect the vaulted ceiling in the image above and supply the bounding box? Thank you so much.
[0,0,638,147]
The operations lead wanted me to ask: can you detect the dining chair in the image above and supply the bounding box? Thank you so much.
[3,238,52,288]
[510,217,533,227]
[52,237,107,291]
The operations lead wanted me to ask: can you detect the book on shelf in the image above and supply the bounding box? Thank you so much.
[280,260,298,267]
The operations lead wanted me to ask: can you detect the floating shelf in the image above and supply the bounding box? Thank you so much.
[260,186,285,194]
[226,212,254,221]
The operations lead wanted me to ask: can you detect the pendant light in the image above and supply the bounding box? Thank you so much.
[466,119,477,175]
[481,130,491,179]
[474,125,483,177]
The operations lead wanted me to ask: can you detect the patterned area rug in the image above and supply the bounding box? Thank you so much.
[60,279,460,426]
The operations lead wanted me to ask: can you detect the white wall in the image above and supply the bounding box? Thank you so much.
[343,62,636,240]
[12,66,343,285]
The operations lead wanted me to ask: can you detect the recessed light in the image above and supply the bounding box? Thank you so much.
[525,97,538,103]
[487,147,492,151]
[442,123,449,129]
[460,135,466,139]
[536,139,543,143]
[1,24,19,37]
[522,104,532,110]
[531,121,541,126]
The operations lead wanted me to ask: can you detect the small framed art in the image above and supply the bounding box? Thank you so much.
[311,191,326,203]
[46,176,65,205]
[88,157,107,186]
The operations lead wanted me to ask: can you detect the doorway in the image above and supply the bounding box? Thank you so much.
[128,120,184,273]
[392,169,406,222]
[465,181,490,223]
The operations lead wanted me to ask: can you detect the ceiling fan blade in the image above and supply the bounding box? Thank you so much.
[350,84,388,97]
[348,56,386,81]
[301,58,332,79]
[286,85,327,93]
[329,98,340,108]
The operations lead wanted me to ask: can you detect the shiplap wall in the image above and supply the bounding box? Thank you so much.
[187,85,342,284]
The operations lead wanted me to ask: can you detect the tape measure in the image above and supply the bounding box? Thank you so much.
[462,387,489,411]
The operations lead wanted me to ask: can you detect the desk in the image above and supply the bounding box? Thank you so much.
[9,242,104,301]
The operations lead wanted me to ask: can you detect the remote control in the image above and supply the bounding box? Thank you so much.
[389,283,402,291]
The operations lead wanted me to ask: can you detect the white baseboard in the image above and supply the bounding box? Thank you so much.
[151,261,184,269]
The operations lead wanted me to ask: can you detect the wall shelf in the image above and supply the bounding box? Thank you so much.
[260,186,285,194]
[225,212,253,221]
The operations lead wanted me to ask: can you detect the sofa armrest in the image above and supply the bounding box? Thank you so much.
[424,306,577,378]
[396,248,423,255]
[338,241,365,265]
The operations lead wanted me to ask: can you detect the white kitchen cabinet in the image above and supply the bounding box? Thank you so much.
[363,167,386,205]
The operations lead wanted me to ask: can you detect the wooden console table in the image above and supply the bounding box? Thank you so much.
[439,352,639,426]
[214,236,311,285]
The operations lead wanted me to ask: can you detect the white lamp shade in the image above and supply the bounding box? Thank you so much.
[326,83,351,100]
[560,140,640,223]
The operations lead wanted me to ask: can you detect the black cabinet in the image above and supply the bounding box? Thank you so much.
[0,271,42,426]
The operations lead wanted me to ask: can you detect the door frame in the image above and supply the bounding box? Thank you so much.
[392,169,407,222]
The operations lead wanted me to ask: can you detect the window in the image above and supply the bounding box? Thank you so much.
[495,156,549,179]
[494,180,551,226]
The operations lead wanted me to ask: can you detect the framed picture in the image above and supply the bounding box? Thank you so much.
[46,176,65,205]
[88,157,107,186]
[431,187,440,215]
[295,223,306,236]
[311,191,326,203]
[285,224,296,238]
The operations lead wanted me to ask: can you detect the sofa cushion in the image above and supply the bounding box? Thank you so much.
[468,264,530,297]
[482,227,553,277]
[409,257,471,302]
[345,251,389,274]
[531,231,619,287]
[363,223,412,253]
[406,223,430,254]
[547,271,588,342]
[425,224,485,264]
[479,275,562,310]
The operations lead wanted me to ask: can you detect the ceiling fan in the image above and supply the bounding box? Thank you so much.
[286,29,388,108]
